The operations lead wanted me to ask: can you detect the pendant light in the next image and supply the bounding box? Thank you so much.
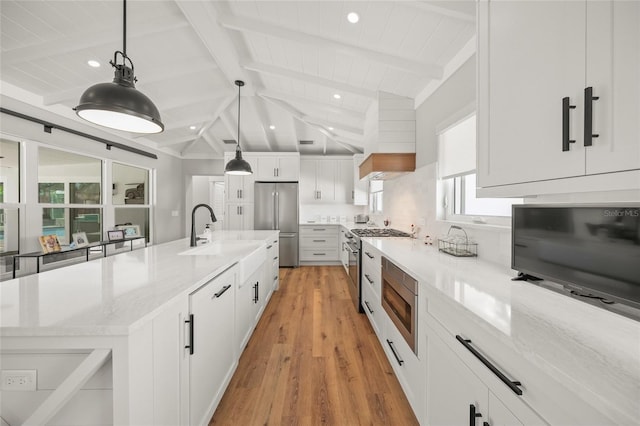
[225,80,253,175]
[74,0,164,134]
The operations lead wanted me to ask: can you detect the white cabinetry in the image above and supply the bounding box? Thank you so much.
[236,266,263,354]
[339,227,349,273]
[299,225,339,262]
[224,153,257,202]
[256,154,300,181]
[264,236,279,301]
[360,241,383,336]
[477,0,639,193]
[188,265,237,426]
[352,154,368,206]
[225,203,254,230]
[300,157,357,204]
[300,158,335,203]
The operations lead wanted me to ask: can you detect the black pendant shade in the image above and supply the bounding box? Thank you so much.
[225,80,253,175]
[75,0,163,134]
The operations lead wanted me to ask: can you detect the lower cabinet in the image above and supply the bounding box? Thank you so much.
[299,225,340,262]
[425,317,545,426]
[188,265,237,426]
[236,265,264,354]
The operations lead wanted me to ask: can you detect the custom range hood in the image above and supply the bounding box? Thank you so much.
[359,153,416,180]
[359,92,416,181]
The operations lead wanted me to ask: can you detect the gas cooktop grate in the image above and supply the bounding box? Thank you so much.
[350,228,411,237]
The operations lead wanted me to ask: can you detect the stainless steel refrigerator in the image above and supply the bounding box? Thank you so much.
[254,182,299,267]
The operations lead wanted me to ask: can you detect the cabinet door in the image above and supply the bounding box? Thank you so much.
[487,391,524,426]
[189,267,236,426]
[585,1,640,174]
[225,155,256,202]
[335,159,353,203]
[152,296,189,425]
[236,267,262,353]
[299,159,317,203]
[426,327,488,426]
[276,155,300,181]
[352,154,368,206]
[225,203,253,230]
[257,157,278,180]
[478,1,586,187]
[315,160,335,202]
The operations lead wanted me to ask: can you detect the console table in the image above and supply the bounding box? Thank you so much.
[12,237,147,279]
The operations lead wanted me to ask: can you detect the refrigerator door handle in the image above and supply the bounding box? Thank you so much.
[275,191,279,230]
[280,232,296,238]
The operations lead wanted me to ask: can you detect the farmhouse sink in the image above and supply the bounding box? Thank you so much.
[178,240,266,282]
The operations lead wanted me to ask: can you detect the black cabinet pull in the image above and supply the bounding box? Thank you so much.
[365,251,374,259]
[469,404,482,426]
[456,335,522,395]
[253,282,259,303]
[185,314,194,355]
[213,284,231,298]
[584,86,600,147]
[364,300,374,313]
[364,274,374,284]
[386,339,404,366]
[483,422,490,426]
[266,245,273,249]
[562,97,577,151]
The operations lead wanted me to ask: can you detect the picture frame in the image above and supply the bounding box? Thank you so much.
[72,232,89,248]
[107,230,125,241]
[39,235,61,253]
[116,224,141,238]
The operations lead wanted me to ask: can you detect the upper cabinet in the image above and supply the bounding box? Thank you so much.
[300,158,336,203]
[352,154,368,206]
[256,153,300,181]
[224,153,257,203]
[477,0,639,193]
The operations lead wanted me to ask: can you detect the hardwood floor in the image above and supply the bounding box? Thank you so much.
[210,266,419,426]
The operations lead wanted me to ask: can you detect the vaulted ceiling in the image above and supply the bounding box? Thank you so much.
[0,1,475,158]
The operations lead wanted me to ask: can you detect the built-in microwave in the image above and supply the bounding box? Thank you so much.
[381,257,418,354]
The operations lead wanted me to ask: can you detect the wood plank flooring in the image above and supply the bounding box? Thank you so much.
[209,266,419,426]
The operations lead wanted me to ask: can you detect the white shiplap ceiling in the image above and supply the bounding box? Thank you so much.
[0,0,475,159]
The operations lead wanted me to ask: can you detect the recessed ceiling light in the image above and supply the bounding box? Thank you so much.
[347,12,359,24]
[333,93,341,99]
[87,60,100,68]
[328,127,334,130]
[269,125,276,130]
[189,125,197,130]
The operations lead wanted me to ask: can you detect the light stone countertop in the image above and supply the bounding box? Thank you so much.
[1,231,279,337]
[362,237,640,424]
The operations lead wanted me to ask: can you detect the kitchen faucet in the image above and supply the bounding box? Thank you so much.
[190,203,217,247]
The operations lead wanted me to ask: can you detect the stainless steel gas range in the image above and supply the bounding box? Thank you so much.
[344,228,411,313]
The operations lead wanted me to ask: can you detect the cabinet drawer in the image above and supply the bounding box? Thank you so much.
[361,244,382,276]
[362,283,383,338]
[361,267,381,297]
[300,249,339,261]
[299,225,339,236]
[300,235,338,250]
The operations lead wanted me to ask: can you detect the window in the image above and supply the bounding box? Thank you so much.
[38,147,102,244]
[369,180,383,214]
[438,113,521,222]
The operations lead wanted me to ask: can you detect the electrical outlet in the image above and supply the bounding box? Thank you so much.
[1,370,37,391]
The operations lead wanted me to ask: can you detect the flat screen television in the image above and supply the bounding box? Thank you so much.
[512,204,640,313]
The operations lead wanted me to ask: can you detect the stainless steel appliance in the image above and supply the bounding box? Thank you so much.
[381,256,418,354]
[254,182,299,267]
[346,228,411,313]
[354,214,369,223]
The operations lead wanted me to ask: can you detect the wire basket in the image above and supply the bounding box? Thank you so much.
[438,225,477,257]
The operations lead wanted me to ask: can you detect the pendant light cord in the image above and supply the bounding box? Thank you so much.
[237,82,241,150]
[123,0,127,56]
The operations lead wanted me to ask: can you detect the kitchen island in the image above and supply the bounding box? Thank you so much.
[0,230,279,426]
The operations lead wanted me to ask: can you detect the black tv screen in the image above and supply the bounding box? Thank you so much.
[512,204,640,310]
